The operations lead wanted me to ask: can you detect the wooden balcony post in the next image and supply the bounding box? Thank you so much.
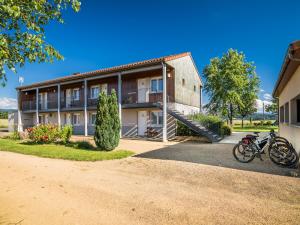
[84,79,88,136]
[162,63,167,142]
[57,84,61,128]
[118,72,122,137]
[17,90,23,132]
[36,88,39,125]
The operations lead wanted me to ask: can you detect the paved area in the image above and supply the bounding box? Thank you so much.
[220,132,269,144]
[0,140,299,225]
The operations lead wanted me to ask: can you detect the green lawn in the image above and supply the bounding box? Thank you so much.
[0,139,134,161]
[233,125,278,132]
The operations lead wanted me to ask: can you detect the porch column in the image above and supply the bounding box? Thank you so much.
[118,72,122,137]
[200,85,202,112]
[57,84,61,127]
[84,79,88,136]
[17,90,23,132]
[36,88,39,125]
[162,63,167,142]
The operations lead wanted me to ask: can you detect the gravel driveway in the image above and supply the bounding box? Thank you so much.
[0,140,299,225]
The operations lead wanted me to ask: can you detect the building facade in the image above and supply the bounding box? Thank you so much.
[273,40,300,153]
[15,52,203,141]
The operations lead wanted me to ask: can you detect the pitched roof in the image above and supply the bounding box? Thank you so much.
[273,41,300,97]
[17,52,190,90]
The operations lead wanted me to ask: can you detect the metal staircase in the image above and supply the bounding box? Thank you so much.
[157,103,223,142]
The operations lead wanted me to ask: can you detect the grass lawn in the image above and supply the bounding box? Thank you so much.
[0,119,8,128]
[0,138,134,161]
[233,125,278,132]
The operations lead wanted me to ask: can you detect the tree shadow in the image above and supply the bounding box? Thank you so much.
[134,141,299,178]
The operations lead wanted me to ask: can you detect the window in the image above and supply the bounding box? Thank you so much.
[151,78,163,93]
[284,102,289,123]
[194,85,196,92]
[150,111,163,127]
[182,78,185,86]
[72,114,80,126]
[290,95,300,125]
[280,106,284,123]
[72,88,80,100]
[90,113,97,125]
[297,100,300,123]
[90,86,100,99]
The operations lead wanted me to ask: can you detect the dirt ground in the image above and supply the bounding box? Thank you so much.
[0,140,300,225]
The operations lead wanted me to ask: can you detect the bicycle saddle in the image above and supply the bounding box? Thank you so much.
[253,132,260,135]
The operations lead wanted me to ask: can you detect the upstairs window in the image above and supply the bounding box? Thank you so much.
[150,111,163,127]
[182,78,185,86]
[151,78,163,93]
[72,88,80,101]
[194,85,196,92]
[90,86,100,99]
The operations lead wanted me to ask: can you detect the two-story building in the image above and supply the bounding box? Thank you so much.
[14,52,219,142]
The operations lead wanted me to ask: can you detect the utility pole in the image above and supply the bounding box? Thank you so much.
[262,101,265,121]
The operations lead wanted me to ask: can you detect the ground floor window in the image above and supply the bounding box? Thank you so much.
[90,113,97,125]
[150,111,163,127]
[279,105,284,123]
[290,95,300,125]
[284,102,289,123]
[72,114,80,126]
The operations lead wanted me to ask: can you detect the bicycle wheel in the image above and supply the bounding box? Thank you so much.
[269,143,299,168]
[233,142,255,163]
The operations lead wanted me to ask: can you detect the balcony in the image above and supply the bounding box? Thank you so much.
[61,97,84,110]
[122,88,162,108]
[22,100,36,111]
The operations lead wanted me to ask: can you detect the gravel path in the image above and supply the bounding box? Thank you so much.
[0,145,299,225]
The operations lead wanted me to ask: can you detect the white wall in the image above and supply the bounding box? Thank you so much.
[278,65,300,153]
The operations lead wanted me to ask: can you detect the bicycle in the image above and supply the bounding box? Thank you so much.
[233,130,299,168]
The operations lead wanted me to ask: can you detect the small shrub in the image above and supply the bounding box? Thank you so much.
[67,141,95,150]
[222,124,232,136]
[10,130,21,140]
[60,125,73,144]
[191,114,223,136]
[264,120,272,126]
[253,122,261,126]
[27,124,60,143]
[176,121,197,136]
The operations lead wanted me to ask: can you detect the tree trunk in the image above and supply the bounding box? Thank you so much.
[229,103,233,126]
[242,117,244,128]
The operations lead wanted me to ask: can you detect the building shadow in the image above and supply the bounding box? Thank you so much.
[134,141,299,177]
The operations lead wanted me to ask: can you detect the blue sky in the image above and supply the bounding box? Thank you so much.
[1,0,300,110]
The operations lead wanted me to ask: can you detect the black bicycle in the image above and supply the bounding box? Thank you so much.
[233,130,299,168]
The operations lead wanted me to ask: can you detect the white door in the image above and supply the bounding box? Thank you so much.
[138,111,147,136]
[66,89,71,107]
[138,79,148,103]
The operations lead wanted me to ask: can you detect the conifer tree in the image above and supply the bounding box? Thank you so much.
[108,89,121,148]
[94,91,112,150]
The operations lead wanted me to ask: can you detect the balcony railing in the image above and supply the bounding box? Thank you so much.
[61,97,84,109]
[122,88,163,104]
[22,100,36,111]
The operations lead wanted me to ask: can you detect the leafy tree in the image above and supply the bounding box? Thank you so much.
[0,0,81,86]
[265,98,278,115]
[203,49,258,125]
[107,89,121,149]
[237,74,260,127]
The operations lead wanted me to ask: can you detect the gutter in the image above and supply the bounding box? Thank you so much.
[272,41,300,97]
